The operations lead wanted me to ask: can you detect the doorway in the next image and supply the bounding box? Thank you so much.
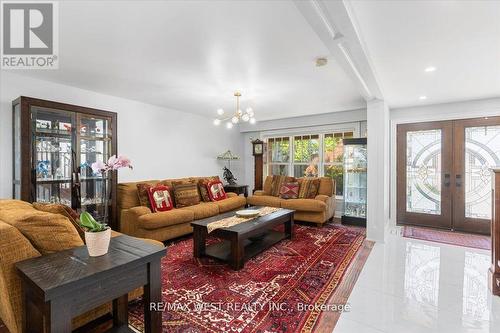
[397,117,500,235]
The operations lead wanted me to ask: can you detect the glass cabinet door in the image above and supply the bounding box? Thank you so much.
[31,106,75,205]
[78,115,112,223]
[343,143,367,218]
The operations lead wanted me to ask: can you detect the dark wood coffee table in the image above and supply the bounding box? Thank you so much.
[191,207,294,270]
[15,235,166,333]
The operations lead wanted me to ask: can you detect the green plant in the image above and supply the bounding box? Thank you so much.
[79,211,109,232]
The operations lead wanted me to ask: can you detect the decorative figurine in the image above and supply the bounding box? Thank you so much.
[223,166,237,185]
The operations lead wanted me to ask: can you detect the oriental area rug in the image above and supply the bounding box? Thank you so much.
[128,224,366,333]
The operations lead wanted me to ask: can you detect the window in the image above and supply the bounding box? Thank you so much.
[324,132,352,195]
[293,135,319,178]
[267,137,290,176]
[265,130,355,197]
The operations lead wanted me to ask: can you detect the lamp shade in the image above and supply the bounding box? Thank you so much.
[217,150,240,161]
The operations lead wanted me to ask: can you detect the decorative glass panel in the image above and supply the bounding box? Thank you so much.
[406,129,442,215]
[465,125,500,219]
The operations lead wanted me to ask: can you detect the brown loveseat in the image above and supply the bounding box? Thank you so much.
[0,199,163,333]
[247,176,336,225]
[118,177,246,241]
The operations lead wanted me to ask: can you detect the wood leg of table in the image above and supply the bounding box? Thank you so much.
[244,187,249,207]
[22,286,43,333]
[231,237,244,270]
[144,259,162,333]
[45,299,72,333]
[193,227,206,258]
[285,215,294,240]
[112,294,129,327]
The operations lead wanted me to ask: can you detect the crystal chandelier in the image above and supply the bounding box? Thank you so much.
[213,92,256,129]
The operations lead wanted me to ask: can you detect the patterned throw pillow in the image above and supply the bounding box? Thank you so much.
[279,182,299,199]
[136,183,153,208]
[147,185,174,212]
[198,176,220,202]
[270,175,295,197]
[298,178,320,199]
[206,180,227,201]
[32,202,86,241]
[173,183,200,208]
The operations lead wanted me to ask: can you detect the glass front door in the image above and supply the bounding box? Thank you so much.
[398,117,500,235]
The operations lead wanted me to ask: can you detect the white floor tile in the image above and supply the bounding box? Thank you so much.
[334,233,500,333]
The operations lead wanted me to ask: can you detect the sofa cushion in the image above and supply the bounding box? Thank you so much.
[137,209,194,229]
[173,183,201,208]
[32,202,85,241]
[136,181,160,208]
[0,221,41,333]
[262,176,273,195]
[317,177,335,196]
[279,182,299,199]
[215,196,246,213]
[0,209,84,255]
[147,185,174,212]
[0,199,33,210]
[180,202,219,219]
[297,178,320,199]
[197,176,220,202]
[280,198,326,212]
[207,180,227,201]
[270,175,294,197]
[247,195,282,208]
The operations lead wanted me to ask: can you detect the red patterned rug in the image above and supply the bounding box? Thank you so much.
[403,226,490,250]
[128,224,365,332]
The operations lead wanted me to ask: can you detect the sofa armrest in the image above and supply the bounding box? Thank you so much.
[120,206,151,236]
[315,195,336,220]
[226,192,237,198]
[253,190,265,196]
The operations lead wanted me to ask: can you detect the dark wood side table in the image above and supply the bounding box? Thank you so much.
[223,184,249,207]
[15,235,166,333]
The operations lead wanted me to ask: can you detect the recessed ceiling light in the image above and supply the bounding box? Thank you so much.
[424,66,436,72]
[419,95,427,100]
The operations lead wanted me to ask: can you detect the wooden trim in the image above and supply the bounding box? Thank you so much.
[314,239,374,332]
[490,169,500,296]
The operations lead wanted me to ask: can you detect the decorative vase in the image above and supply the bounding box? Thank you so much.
[84,228,111,257]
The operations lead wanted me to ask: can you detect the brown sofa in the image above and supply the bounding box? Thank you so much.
[247,176,336,225]
[118,177,246,241]
[0,199,164,333]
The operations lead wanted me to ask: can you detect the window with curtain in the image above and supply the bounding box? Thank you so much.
[265,130,355,197]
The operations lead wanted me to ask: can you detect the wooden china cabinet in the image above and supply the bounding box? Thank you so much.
[12,97,118,229]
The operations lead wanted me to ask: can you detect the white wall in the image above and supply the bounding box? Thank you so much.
[389,97,500,228]
[0,72,243,198]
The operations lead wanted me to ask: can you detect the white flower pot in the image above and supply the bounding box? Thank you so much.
[84,228,111,257]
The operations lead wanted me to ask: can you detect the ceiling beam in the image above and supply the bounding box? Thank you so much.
[293,0,384,101]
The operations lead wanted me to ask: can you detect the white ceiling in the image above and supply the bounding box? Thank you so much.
[15,0,366,121]
[348,0,500,108]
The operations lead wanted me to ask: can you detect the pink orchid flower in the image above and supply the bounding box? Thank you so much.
[91,155,133,174]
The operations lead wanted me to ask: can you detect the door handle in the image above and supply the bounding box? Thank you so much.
[444,173,450,187]
[456,174,462,187]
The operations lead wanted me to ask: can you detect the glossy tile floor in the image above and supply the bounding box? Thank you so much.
[335,229,500,333]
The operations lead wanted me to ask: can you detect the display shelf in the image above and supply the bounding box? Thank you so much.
[341,137,367,227]
[12,96,118,229]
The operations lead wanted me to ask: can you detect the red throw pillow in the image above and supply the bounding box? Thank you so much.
[279,182,299,199]
[206,180,227,201]
[147,185,174,212]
